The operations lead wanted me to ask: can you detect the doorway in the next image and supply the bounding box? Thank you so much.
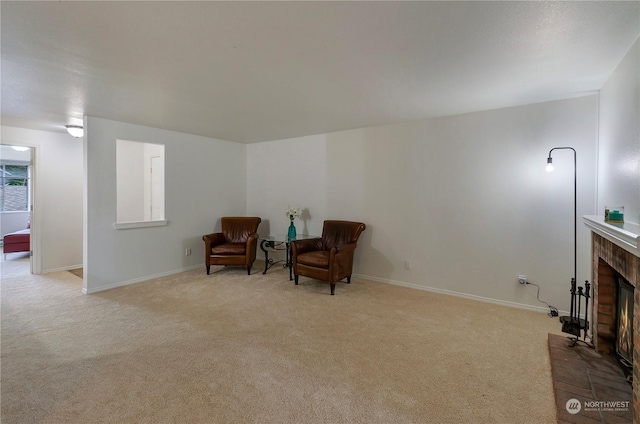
[0,144,33,274]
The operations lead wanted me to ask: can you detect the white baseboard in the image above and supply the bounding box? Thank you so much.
[82,264,203,294]
[353,273,570,316]
[80,265,569,317]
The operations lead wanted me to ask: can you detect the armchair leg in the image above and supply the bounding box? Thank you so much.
[206,265,210,275]
[247,266,252,275]
[294,275,299,285]
[330,283,335,295]
[346,276,351,284]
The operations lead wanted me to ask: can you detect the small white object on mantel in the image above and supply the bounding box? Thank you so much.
[583,215,640,258]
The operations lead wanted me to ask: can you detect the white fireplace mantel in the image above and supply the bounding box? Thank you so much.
[583,215,640,258]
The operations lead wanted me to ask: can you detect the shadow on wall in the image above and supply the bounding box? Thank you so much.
[297,208,312,235]
[259,219,271,238]
[324,129,395,282]
[354,227,394,281]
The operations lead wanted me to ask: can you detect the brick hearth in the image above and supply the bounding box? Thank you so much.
[549,333,632,423]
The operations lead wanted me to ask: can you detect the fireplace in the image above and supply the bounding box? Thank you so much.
[617,275,634,372]
[584,215,640,422]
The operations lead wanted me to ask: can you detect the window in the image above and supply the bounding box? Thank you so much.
[1,164,30,212]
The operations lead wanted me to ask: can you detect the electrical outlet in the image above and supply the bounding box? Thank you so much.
[518,275,528,285]
[185,248,192,256]
[404,260,411,270]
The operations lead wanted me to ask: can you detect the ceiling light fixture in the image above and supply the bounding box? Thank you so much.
[65,125,84,138]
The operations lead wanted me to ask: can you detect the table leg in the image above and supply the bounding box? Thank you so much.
[261,240,289,274]
[287,242,293,280]
[260,239,270,274]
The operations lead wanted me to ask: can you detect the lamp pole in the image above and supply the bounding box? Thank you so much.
[547,147,592,347]
[546,146,577,310]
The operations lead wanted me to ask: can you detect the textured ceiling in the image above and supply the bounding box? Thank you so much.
[2,1,639,143]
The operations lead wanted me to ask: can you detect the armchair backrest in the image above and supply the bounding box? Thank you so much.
[321,220,366,250]
[221,217,261,243]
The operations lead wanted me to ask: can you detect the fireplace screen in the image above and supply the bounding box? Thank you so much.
[616,277,634,367]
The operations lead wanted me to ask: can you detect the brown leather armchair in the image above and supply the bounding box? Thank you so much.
[290,220,366,295]
[203,217,261,275]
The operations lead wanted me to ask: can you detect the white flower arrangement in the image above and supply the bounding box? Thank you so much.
[285,205,302,221]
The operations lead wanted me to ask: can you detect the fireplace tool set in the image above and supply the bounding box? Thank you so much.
[559,278,593,348]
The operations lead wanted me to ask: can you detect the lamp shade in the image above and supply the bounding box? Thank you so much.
[65,125,84,138]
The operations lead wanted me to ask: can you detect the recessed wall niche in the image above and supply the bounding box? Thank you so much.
[115,139,165,226]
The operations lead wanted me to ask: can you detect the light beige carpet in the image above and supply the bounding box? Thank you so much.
[1,259,562,423]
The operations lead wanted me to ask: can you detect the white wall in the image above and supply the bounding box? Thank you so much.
[84,117,247,293]
[1,126,83,272]
[247,135,328,237]
[598,37,640,225]
[248,96,599,313]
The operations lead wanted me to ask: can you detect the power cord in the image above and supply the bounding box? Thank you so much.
[525,282,559,317]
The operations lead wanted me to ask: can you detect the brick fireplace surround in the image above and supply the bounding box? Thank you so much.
[586,216,640,423]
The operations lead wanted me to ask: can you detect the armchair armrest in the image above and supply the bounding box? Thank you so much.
[290,238,322,256]
[331,243,357,254]
[328,242,359,282]
[329,242,357,263]
[203,232,226,249]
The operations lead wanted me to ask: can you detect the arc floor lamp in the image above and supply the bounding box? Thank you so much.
[547,147,592,347]
[546,147,577,283]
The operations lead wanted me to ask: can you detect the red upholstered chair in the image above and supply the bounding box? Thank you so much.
[290,220,366,295]
[203,217,261,275]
